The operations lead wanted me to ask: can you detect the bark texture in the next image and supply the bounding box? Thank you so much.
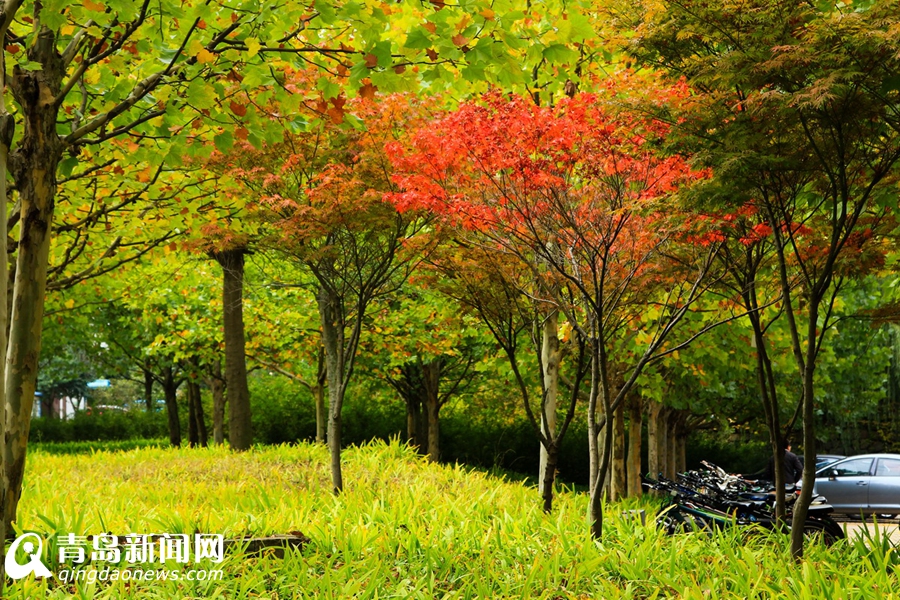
[208,360,226,446]
[627,396,643,498]
[539,311,560,490]
[611,402,626,501]
[4,29,66,527]
[162,367,181,448]
[647,402,662,479]
[212,249,252,451]
[318,285,346,493]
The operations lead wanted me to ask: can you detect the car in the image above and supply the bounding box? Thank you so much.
[815,454,845,469]
[798,454,846,469]
[811,453,900,516]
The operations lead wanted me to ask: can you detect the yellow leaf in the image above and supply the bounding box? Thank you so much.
[196,48,216,64]
[246,38,261,58]
[65,299,75,309]
[84,0,105,11]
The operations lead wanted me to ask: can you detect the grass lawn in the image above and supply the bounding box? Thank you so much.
[6,439,899,598]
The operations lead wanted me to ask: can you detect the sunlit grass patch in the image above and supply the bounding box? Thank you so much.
[7,439,899,598]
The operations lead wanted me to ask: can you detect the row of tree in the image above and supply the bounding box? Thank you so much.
[3,1,900,580]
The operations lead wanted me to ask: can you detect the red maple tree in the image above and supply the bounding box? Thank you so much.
[388,89,719,536]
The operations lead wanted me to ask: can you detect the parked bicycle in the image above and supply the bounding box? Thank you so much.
[643,462,844,545]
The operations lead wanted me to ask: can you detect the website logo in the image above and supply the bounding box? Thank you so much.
[5,533,52,580]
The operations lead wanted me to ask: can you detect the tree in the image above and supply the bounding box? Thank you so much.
[632,0,900,557]
[0,0,607,562]
[221,94,433,492]
[423,238,588,512]
[389,91,718,535]
[364,282,490,461]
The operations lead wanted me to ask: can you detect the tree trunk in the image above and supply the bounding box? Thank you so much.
[666,411,678,478]
[588,338,613,540]
[791,299,821,559]
[212,249,252,451]
[611,402,626,501]
[187,379,207,448]
[417,396,429,454]
[208,360,226,446]
[405,396,421,447]
[162,367,181,448]
[751,313,787,523]
[627,396,643,498]
[144,363,155,411]
[40,395,55,419]
[4,31,66,529]
[196,386,208,447]
[314,384,326,444]
[647,402,662,478]
[318,285,346,493]
[0,118,8,584]
[539,311,560,492]
[314,345,327,444]
[422,360,442,462]
[188,383,198,447]
[541,441,560,513]
[0,20,14,586]
[656,407,669,479]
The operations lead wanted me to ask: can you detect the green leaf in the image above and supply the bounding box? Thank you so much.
[404,28,433,50]
[214,131,234,153]
[59,156,79,178]
[313,0,337,24]
[186,79,215,110]
[317,77,341,100]
[369,40,393,69]
[40,6,69,30]
[17,60,44,72]
[542,44,577,64]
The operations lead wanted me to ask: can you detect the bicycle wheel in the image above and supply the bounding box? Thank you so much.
[801,520,844,547]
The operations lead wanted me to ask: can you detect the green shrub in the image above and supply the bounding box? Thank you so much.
[29,410,168,443]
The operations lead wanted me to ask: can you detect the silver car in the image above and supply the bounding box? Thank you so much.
[812,453,900,516]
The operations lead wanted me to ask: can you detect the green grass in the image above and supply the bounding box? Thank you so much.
[31,439,169,455]
[7,439,899,598]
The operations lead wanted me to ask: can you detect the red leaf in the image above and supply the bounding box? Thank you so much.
[359,83,377,100]
[229,100,247,117]
[327,106,345,124]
